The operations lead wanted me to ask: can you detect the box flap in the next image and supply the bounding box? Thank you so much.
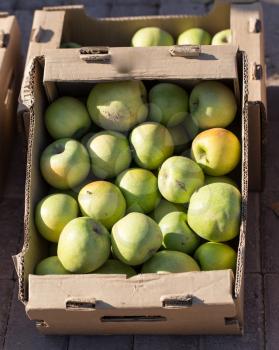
[28,270,234,309]
[43,45,238,102]
[26,270,241,335]
[231,2,266,110]
[26,10,65,66]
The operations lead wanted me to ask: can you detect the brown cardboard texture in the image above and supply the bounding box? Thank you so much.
[15,44,248,335]
[0,14,21,194]
[19,0,264,191]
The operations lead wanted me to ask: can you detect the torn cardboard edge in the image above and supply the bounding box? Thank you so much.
[15,44,248,334]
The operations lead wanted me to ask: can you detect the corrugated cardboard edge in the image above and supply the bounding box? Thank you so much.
[235,51,249,300]
[42,5,84,11]
[15,56,44,303]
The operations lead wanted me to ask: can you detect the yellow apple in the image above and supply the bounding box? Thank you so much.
[191,128,241,176]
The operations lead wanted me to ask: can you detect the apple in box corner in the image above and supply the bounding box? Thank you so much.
[212,29,232,45]
[194,242,237,271]
[187,183,241,242]
[189,81,237,129]
[191,128,241,176]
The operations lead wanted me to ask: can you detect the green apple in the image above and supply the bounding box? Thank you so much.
[94,259,136,277]
[130,122,174,170]
[189,81,237,129]
[87,131,131,179]
[35,256,70,275]
[205,175,238,188]
[40,138,90,189]
[141,250,200,273]
[58,217,111,273]
[158,156,204,204]
[194,242,237,271]
[111,212,162,266]
[212,29,232,45]
[191,128,241,176]
[149,83,188,127]
[45,97,91,139]
[188,183,241,242]
[35,193,79,242]
[177,28,211,45]
[159,212,200,254]
[131,27,174,47]
[78,181,126,229]
[87,81,148,131]
[60,42,81,48]
[151,199,186,223]
[116,168,160,213]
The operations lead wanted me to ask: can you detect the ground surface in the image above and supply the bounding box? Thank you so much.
[0,0,278,349]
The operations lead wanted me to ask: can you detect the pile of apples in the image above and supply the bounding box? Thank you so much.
[35,79,241,277]
[131,27,231,47]
[61,26,231,48]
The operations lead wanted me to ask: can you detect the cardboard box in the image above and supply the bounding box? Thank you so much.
[18,0,265,191]
[14,44,248,335]
[0,13,21,194]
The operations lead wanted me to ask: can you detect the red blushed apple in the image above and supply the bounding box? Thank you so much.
[191,128,241,176]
